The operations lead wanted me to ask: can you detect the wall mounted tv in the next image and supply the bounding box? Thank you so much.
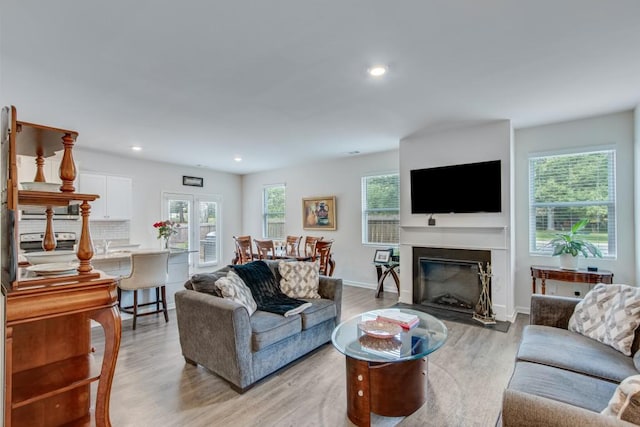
[410,160,502,214]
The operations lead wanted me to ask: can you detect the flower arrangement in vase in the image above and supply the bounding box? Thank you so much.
[153,220,178,249]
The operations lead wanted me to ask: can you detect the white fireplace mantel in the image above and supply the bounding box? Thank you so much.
[399,224,514,322]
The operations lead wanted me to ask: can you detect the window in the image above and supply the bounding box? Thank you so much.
[163,192,221,267]
[263,184,285,239]
[362,173,400,244]
[529,149,616,257]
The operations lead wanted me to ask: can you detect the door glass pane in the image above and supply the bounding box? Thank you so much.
[168,198,190,250]
[199,201,218,264]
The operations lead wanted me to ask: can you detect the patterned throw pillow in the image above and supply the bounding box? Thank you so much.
[602,375,640,423]
[568,283,640,356]
[215,270,257,315]
[279,260,321,299]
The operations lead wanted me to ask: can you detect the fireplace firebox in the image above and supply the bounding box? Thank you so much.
[412,247,491,314]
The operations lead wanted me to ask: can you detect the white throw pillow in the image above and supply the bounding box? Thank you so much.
[568,283,640,356]
[215,270,257,315]
[278,260,321,299]
[602,374,640,424]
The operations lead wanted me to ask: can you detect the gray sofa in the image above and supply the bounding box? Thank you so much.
[501,294,639,426]
[175,260,342,392]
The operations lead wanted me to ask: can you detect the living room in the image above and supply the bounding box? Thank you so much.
[2,1,640,426]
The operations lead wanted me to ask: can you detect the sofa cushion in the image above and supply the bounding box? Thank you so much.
[279,260,321,299]
[250,310,302,351]
[299,299,336,330]
[569,283,640,356]
[232,261,311,317]
[508,361,618,413]
[215,271,257,316]
[602,375,640,423]
[517,325,638,383]
[189,271,227,297]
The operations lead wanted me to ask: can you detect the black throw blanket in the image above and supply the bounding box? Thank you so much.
[231,261,311,317]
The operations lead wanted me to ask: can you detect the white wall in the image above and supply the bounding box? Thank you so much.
[242,150,399,288]
[74,148,243,268]
[398,120,514,321]
[635,105,640,285]
[514,110,636,313]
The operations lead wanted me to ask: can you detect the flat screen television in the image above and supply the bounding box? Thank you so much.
[410,160,502,214]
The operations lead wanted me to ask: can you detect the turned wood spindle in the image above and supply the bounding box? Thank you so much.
[34,148,46,182]
[59,132,77,193]
[42,207,56,251]
[76,201,94,273]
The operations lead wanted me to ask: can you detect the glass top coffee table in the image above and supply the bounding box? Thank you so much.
[331,308,448,426]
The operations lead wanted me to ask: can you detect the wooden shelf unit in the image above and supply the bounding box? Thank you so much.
[2,105,121,427]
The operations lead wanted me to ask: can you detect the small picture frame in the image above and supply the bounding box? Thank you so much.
[373,249,393,263]
[182,176,203,187]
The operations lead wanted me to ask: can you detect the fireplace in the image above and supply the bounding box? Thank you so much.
[412,247,491,314]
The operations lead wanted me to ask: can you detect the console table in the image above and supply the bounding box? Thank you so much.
[374,261,399,298]
[530,265,614,295]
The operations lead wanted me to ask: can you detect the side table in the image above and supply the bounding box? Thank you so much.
[374,262,399,298]
[530,265,614,295]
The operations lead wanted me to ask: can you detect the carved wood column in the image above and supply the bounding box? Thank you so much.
[77,201,94,273]
[42,207,56,251]
[34,148,46,182]
[59,132,77,192]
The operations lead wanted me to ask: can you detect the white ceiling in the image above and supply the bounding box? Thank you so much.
[2,0,639,174]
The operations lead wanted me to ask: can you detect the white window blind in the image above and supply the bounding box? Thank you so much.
[362,173,399,244]
[263,184,285,239]
[528,149,616,257]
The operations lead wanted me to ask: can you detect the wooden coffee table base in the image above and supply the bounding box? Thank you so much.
[345,355,427,426]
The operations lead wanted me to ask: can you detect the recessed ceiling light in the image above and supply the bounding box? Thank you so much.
[131,146,142,151]
[368,65,388,77]
[234,156,242,162]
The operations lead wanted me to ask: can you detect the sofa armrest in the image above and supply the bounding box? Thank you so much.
[501,389,633,427]
[175,289,254,389]
[530,294,580,329]
[318,276,343,322]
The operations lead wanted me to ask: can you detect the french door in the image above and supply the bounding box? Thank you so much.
[162,192,221,268]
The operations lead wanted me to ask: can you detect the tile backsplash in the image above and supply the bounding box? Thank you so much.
[19,219,130,242]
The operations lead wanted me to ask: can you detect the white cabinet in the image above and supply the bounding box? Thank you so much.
[79,173,132,220]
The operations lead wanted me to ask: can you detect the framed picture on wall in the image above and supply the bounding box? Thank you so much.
[302,196,337,230]
[373,249,393,263]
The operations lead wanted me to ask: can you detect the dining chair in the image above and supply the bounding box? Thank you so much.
[313,240,334,276]
[233,235,256,264]
[117,250,169,330]
[303,236,323,258]
[285,235,302,256]
[254,239,276,260]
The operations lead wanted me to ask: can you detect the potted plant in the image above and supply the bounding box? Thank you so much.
[547,218,602,270]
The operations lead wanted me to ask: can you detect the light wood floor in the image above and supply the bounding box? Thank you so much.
[96,286,527,427]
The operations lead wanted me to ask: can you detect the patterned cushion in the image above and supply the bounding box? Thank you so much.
[569,283,640,355]
[602,374,640,423]
[278,260,321,299]
[215,270,257,315]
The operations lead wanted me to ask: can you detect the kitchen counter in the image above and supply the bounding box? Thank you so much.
[92,248,194,261]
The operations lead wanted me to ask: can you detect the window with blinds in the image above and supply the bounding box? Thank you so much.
[529,149,616,257]
[263,184,285,239]
[362,173,399,244]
